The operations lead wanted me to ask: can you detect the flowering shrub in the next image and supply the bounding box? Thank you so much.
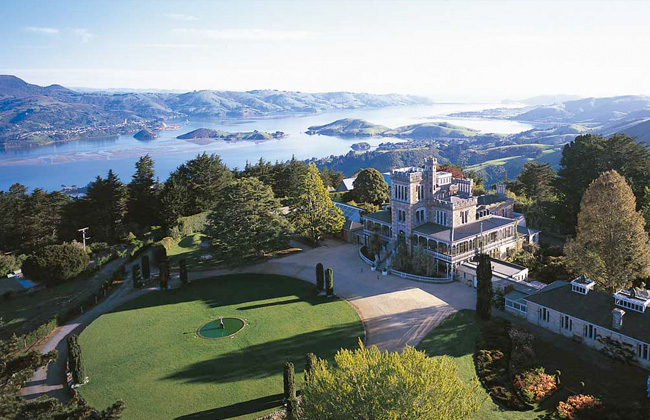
[513,367,558,404]
[557,394,604,419]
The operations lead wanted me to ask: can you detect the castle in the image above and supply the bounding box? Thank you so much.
[362,157,538,276]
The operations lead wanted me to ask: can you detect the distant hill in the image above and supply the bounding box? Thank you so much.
[511,95,650,125]
[307,119,480,140]
[177,128,286,141]
[0,75,431,146]
[133,129,159,140]
[618,119,650,145]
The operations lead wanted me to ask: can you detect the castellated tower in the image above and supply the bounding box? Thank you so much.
[390,166,427,247]
[424,156,437,196]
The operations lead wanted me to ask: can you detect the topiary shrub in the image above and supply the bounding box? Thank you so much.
[316,263,324,290]
[286,397,299,420]
[305,352,317,383]
[284,361,296,401]
[325,268,334,296]
[22,244,90,286]
[132,264,141,288]
[141,255,150,279]
[67,334,86,386]
[179,259,188,285]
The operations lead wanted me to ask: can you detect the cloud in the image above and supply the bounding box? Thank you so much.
[25,26,59,36]
[72,29,96,43]
[164,13,200,21]
[171,28,313,42]
[135,43,206,49]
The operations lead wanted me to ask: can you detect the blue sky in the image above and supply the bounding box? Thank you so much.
[1,0,649,100]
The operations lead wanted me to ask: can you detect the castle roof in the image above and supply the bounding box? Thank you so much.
[413,216,515,242]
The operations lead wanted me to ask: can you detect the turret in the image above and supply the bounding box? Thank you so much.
[425,156,437,195]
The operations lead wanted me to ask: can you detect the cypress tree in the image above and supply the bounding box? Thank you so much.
[141,255,150,279]
[286,397,299,420]
[159,258,170,290]
[284,361,296,401]
[132,264,141,288]
[476,254,493,320]
[305,352,317,383]
[67,334,85,385]
[325,268,334,296]
[316,263,324,290]
[179,258,188,284]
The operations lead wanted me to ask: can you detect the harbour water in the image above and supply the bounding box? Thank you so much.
[0,103,531,191]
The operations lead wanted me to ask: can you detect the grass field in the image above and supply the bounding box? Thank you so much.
[166,233,222,271]
[78,274,364,420]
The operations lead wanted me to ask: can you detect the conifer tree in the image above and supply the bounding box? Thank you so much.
[132,264,141,288]
[476,254,493,320]
[208,178,292,262]
[325,268,334,296]
[316,263,324,291]
[289,163,344,243]
[283,361,296,401]
[67,334,85,385]
[305,352,317,383]
[141,255,150,279]
[179,258,188,284]
[565,170,650,292]
[352,168,389,205]
[127,155,159,228]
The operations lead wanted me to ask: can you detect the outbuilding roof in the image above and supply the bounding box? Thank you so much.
[525,281,650,344]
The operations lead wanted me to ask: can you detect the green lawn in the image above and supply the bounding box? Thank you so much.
[416,310,554,420]
[167,233,222,271]
[78,274,364,420]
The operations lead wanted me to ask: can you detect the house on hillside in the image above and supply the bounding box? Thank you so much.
[361,157,538,276]
[505,275,650,370]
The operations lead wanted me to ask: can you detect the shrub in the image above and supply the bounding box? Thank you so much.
[305,352,317,383]
[132,264,141,288]
[509,328,536,373]
[513,367,558,405]
[557,394,604,419]
[316,263,324,290]
[67,334,85,385]
[284,361,296,401]
[141,255,150,279]
[286,397,299,420]
[325,268,334,296]
[179,259,188,284]
[22,244,90,286]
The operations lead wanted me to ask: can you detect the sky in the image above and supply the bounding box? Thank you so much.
[1,0,650,101]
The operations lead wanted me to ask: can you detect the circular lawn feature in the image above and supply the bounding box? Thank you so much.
[197,317,245,339]
[77,274,363,420]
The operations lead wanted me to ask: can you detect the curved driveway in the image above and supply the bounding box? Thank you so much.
[192,240,476,351]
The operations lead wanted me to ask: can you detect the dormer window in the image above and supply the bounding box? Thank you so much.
[570,276,595,295]
[614,288,650,314]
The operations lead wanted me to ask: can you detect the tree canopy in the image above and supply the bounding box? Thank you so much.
[127,155,160,228]
[289,163,344,243]
[351,168,389,205]
[208,177,292,262]
[517,162,556,202]
[564,170,650,292]
[300,342,480,420]
[557,134,650,232]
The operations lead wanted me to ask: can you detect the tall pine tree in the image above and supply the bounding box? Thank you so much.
[127,155,159,228]
[289,163,344,243]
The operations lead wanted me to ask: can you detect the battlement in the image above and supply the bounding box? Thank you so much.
[391,168,424,183]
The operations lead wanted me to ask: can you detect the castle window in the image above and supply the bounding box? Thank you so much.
[638,343,649,360]
[539,307,550,323]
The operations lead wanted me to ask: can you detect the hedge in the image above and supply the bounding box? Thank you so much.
[170,212,210,239]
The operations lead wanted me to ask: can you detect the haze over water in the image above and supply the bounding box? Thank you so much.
[0,103,531,191]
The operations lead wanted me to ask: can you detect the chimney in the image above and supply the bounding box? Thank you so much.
[612,308,625,330]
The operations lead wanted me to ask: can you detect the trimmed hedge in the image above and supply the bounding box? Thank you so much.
[22,244,90,286]
[325,268,334,296]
